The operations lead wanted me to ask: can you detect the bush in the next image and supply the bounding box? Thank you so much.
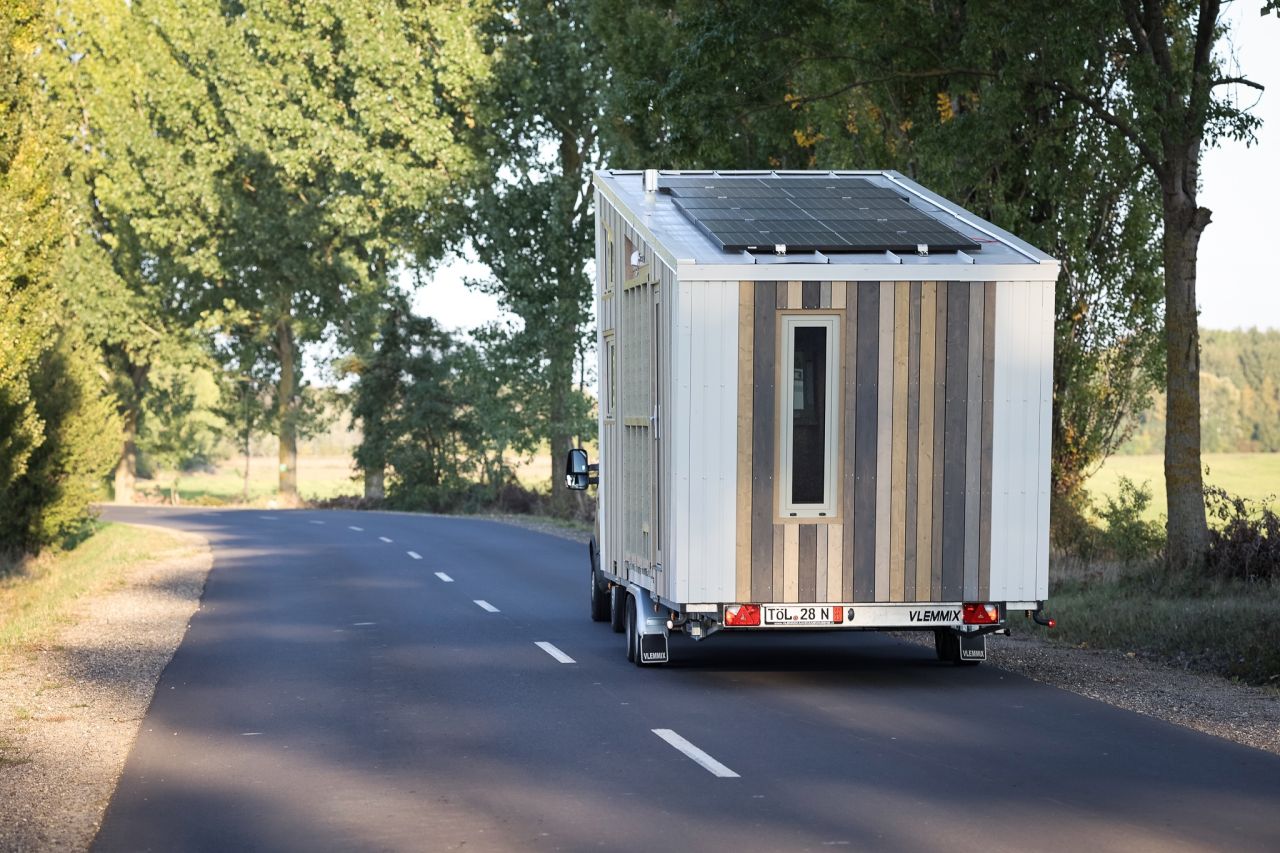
[1205,485,1280,583]
[1096,477,1164,563]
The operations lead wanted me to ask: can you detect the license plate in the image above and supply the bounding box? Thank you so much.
[762,605,840,626]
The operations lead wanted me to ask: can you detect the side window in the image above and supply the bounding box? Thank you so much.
[606,236,615,292]
[604,334,617,419]
[779,314,840,518]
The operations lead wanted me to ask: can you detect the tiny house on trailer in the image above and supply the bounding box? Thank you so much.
[567,169,1058,666]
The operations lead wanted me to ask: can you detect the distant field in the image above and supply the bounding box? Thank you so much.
[1087,452,1280,521]
[137,455,360,505]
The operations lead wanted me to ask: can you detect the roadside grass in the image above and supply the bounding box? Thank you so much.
[1044,561,1280,684]
[1088,452,1280,523]
[0,523,194,654]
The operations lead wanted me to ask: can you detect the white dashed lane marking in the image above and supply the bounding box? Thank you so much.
[309,520,325,525]
[652,729,740,778]
[348,526,364,532]
[407,551,423,560]
[379,536,393,543]
[434,572,453,582]
[534,642,575,664]
[474,600,499,613]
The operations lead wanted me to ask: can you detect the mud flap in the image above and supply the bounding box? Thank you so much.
[959,633,986,662]
[639,632,669,664]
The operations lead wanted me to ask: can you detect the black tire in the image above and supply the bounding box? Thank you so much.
[934,629,958,663]
[935,629,981,666]
[610,585,627,633]
[625,595,637,663]
[589,542,609,622]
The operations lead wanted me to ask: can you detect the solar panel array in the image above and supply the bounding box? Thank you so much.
[658,175,981,254]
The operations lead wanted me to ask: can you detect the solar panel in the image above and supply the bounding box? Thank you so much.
[657,176,980,254]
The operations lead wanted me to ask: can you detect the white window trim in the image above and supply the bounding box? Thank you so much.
[779,314,840,519]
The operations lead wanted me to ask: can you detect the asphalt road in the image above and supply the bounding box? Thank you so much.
[93,507,1280,853]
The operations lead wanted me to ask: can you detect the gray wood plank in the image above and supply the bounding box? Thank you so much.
[904,282,921,601]
[979,281,996,600]
[963,285,984,599]
[853,282,880,602]
[932,282,947,600]
[842,282,858,602]
[798,524,817,600]
[942,282,969,601]
[751,281,777,601]
[803,280,821,309]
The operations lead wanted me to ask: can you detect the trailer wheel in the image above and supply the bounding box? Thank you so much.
[624,594,637,663]
[589,542,609,622]
[933,629,953,661]
[609,585,626,633]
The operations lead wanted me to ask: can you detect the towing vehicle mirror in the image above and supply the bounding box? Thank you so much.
[565,448,591,490]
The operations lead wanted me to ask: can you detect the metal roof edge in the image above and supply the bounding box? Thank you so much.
[594,172,684,271]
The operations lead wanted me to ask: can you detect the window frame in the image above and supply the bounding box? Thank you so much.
[778,313,841,519]
[603,332,617,420]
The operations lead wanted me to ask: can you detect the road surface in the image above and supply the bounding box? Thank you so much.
[93,507,1280,852]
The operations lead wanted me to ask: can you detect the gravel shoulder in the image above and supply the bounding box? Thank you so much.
[0,525,212,852]
[478,515,1280,757]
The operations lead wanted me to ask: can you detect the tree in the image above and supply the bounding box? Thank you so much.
[590,0,1166,507]
[1018,0,1270,569]
[72,0,493,503]
[467,0,600,514]
[1,0,122,552]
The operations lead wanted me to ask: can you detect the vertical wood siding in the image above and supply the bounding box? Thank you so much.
[740,279,1000,604]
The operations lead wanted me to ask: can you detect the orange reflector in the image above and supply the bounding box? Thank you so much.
[962,602,1000,625]
[724,604,761,627]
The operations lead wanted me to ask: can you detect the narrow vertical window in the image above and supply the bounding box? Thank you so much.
[605,335,617,418]
[780,315,840,517]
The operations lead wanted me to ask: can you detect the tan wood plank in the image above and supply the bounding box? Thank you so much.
[736,281,754,602]
[788,280,802,309]
[827,522,843,601]
[915,281,937,600]
[831,281,846,310]
[772,523,784,603]
[784,523,800,602]
[890,281,909,602]
[816,523,828,602]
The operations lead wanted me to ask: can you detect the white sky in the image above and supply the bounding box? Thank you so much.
[411,9,1279,337]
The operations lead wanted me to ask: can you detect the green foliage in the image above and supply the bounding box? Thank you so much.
[1,1,122,553]
[64,0,495,496]
[1204,485,1280,583]
[1096,477,1165,564]
[0,330,122,551]
[466,0,600,510]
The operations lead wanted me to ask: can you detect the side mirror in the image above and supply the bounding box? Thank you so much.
[565,448,593,491]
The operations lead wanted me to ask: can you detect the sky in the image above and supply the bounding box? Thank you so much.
[413,8,1280,336]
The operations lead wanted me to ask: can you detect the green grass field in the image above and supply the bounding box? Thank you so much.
[136,455,361,505]
[1087,452,1280,521]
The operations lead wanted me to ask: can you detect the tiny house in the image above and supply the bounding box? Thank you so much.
[568,170,1058,666]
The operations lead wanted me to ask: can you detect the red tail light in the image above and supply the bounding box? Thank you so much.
[724,604,761,626]
[962,603,1000,625]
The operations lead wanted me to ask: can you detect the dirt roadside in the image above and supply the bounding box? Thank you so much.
[0,526,213,852]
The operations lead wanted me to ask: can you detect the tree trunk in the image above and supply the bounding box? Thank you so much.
[113,405,138,504]
[1161,179,1211,572]
[242,429,251,503]
[277,320,299,502]
[546,343,575,517]
[364,468,385,500]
